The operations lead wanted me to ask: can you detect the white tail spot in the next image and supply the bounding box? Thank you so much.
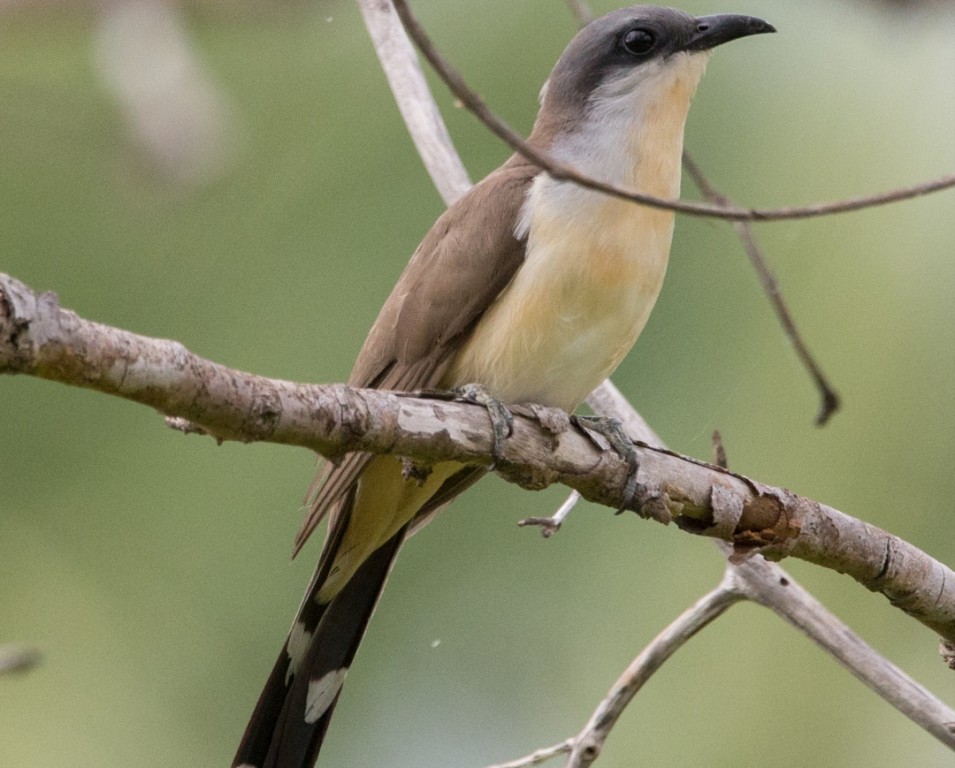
[285,620,312,684]
[304,668,347,723]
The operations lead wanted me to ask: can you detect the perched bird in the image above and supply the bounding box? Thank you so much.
[234,6,773,767]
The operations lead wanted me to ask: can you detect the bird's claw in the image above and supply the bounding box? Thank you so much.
[572,414,641,513]
[452,383,514,466]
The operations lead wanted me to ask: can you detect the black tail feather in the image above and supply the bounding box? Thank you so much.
[233,527,406,768]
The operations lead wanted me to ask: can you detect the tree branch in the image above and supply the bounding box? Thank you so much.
[3,271,953,643]
[483,554,955,768]
[484,739,575,768]
[356,0,471,204]
[566,579,745,767]
[564,0,594,27]
[726,549,955,746]
[582,383,955,751]
[554,1,840,425]
[555,557,955,768]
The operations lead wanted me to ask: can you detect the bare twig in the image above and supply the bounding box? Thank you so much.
[682,152,841,424]
[585,382,955,749]
[561,2,839,425]
[484,739,575,768]
[563,557,955,766]
[391,0,955,223]
[567,579,745,766]
[518,490,579,536]
[93,0,233,184]
[711,429,728,469]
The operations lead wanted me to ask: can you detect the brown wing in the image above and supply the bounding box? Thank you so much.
[296,156,538,551]
[349,154,538,389]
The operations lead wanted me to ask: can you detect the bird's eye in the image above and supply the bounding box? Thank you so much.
[621,28,656,56]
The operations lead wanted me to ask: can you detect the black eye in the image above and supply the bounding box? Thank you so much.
[621,27,656,56]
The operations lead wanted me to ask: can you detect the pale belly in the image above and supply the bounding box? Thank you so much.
[444,195,675,412]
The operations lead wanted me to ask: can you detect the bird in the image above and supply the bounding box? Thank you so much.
[233,6,774,767]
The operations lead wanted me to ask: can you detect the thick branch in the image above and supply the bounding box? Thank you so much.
[3,272,953,642]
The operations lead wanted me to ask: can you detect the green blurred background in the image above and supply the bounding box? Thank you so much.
[2,0,953,765]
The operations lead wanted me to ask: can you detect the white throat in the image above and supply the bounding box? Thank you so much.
[546,51,710,201]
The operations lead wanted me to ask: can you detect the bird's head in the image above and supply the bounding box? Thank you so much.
[531,6,775,149]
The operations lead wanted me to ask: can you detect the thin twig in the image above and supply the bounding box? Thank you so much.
[711,429,728,469]
[682,151,841,425]
[391,0,955,223]
[484,739,575,768]
[586,382,955,749]
[518,490,580,536]
[563,3,837,425]
[566,579,745,767]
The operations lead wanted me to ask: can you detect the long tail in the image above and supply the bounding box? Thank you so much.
[233,526,406,768]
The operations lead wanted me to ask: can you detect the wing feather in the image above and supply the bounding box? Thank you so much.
[296,157,538,552]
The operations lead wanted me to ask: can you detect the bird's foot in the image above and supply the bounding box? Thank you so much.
[572,414,641,513]
[452,383,514,466]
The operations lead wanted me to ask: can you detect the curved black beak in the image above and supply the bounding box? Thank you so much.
[683,14,776,52]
